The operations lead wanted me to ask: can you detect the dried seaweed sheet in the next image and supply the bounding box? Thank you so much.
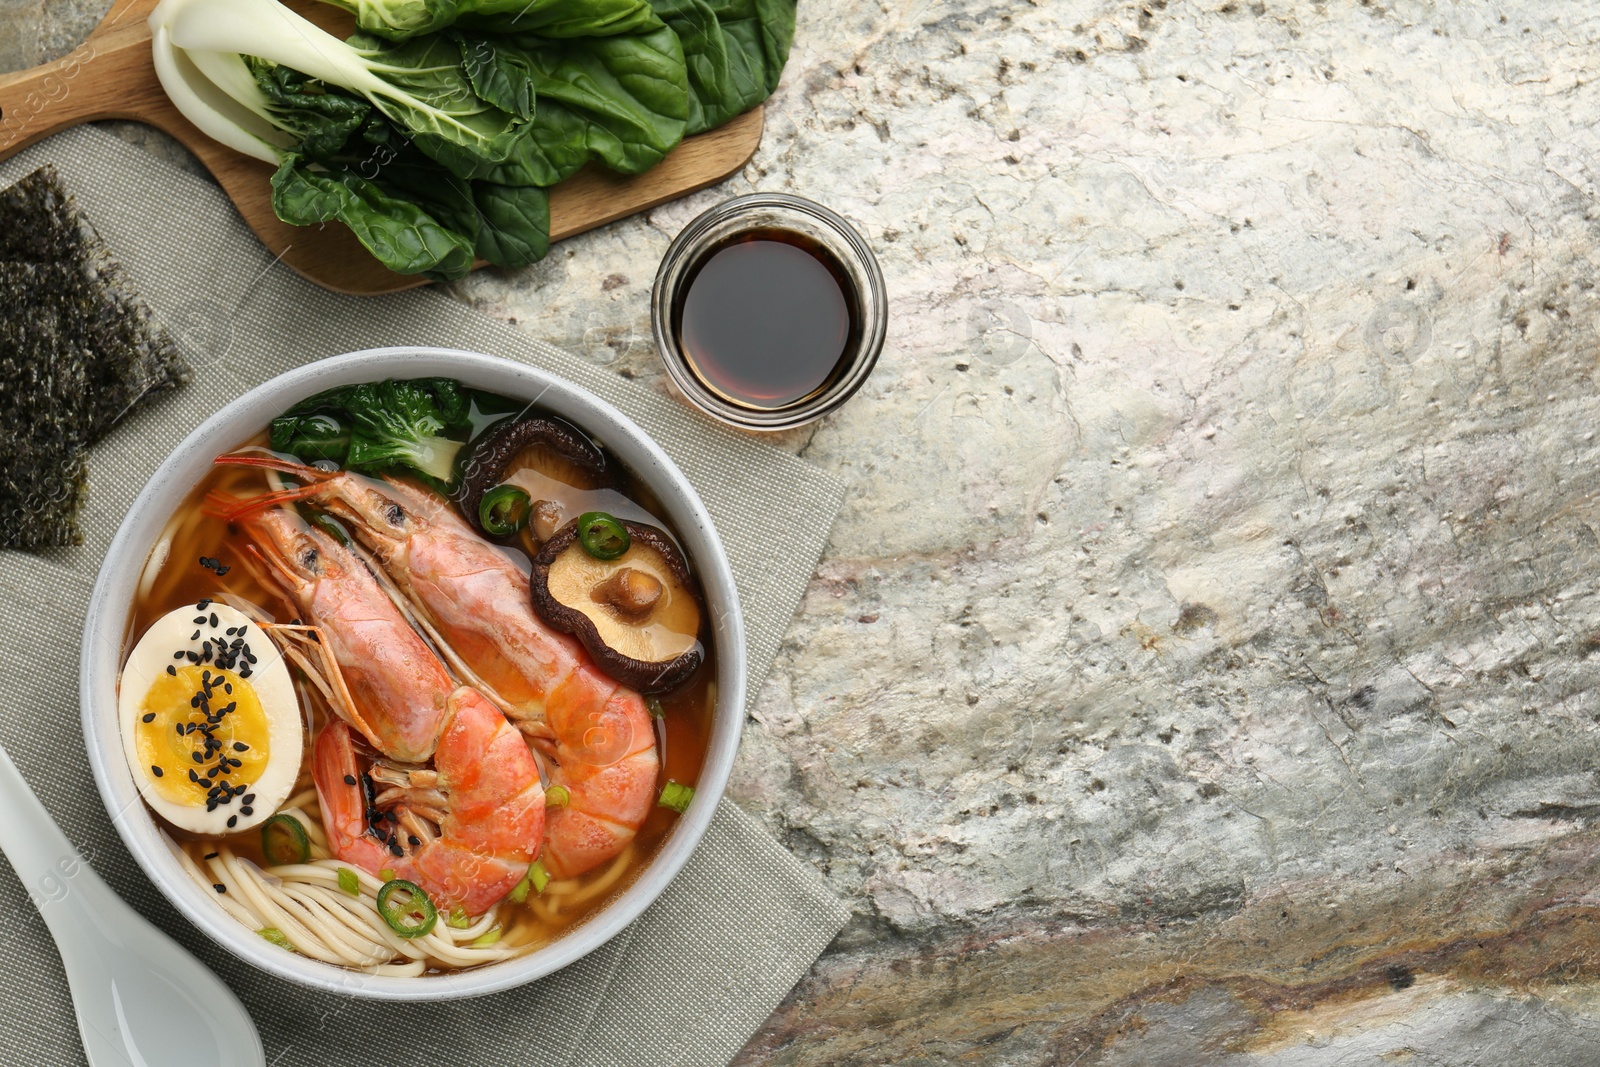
[0,167,190,549]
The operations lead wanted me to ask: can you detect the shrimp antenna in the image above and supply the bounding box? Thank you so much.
[213,453,336,480]
[203,483,325,522]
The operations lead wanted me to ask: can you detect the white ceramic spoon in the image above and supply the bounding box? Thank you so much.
[0,742,263,1067]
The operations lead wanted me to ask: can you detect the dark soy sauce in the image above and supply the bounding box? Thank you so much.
[674,229,859,410]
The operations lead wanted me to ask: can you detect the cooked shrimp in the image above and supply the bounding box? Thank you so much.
[203,495,453,763]
[315,687,545,915]
[214,455,660,879]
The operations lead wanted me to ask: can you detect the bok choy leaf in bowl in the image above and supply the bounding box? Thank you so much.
[147,0,795,281]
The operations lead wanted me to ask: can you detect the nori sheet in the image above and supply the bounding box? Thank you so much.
[0,166,190,549]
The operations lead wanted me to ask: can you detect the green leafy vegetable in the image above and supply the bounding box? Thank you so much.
[272,377,473,484]
[270,156,478,279]
[468,26,689,179]
[150,0,796,279]
[471,181,551,267]
[650,0,794,133]
[323,0,664,41]
[337,867,361,896]
[347,30,530,178]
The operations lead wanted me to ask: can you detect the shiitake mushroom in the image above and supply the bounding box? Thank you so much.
[531,518,704,693]
[456,415,614,541]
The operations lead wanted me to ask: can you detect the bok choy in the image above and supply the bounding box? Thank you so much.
[147,0,795,281]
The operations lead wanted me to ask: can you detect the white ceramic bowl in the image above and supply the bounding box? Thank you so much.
[80,347,746,1000]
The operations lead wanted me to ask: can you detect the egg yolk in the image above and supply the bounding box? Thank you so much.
[136,664,271,806]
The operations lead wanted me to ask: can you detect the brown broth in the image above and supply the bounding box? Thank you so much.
[126,419,715,969]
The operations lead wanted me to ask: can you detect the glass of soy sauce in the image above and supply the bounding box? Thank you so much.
[651,193,887,431]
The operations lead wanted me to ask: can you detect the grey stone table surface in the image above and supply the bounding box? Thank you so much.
[10,1,1600,1063]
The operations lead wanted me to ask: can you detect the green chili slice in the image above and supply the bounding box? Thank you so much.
[447,904,471,929]
[337,867,360,897]
[469,927,503,948]
[479,484,532,537]
[658,781,695,814]
[376,879,438,939]
[576,512,630,560]
[261,814,310,866]
[379,868,396,882]
[545,785,571,809]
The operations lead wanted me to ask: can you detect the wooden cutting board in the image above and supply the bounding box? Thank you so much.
[0,0,763,295]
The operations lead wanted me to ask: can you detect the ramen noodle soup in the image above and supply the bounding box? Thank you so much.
[118,379,712,975]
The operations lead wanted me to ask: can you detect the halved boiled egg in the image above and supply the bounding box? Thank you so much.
[118,601,301,835]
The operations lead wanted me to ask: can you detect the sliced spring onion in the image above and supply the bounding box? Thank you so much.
[257,927,292,949]
[379,867,396,882]
[376,879,438,939]
[260,814,310,866]
[479,484,532,537]
[508,859,550,903]
[658,781,695,814]
[545,785,571,809]
[469,927,503,948]
[447,904,471,929]
[646,696,666,718]
[337,867,360,897]
[576,511,629,560]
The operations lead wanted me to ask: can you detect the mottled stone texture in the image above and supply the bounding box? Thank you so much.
[14,0,1600,1062]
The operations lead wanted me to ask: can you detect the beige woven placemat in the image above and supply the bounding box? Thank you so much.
[0,125,847,1067]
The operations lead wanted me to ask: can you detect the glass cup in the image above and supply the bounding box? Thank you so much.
[650,193,887,431]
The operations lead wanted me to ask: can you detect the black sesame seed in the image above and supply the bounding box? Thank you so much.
[141,712,155,723]
[209,613,218,628]
[204,852,217,860]
[242,793,256,805]
[407,835,420,846]
[191,752,203,763]
[233,742,248,752]
[240,806,253,816]
[387,840,403,856]
[197,598,211,610]
[150,765,163,777]
[188,770,200,783]
[343,774,357,786]
[216,564,230,576]
[213,883,226,893]
[226,815,237,828]
[166,665,177,676]
[172,651,185,660]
